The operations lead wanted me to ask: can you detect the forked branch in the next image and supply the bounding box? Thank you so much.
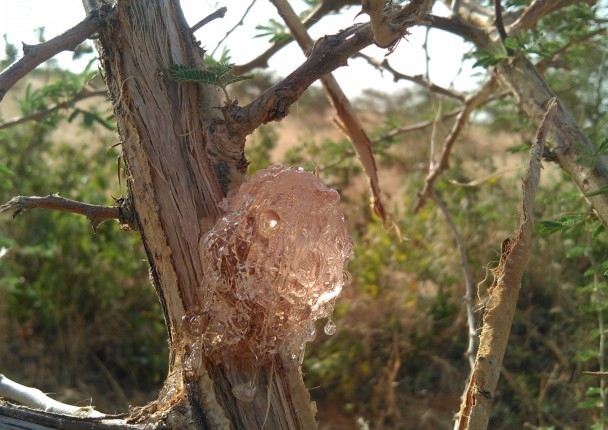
[414,78,497,213]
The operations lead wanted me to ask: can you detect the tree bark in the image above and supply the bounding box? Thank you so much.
[86,0,318,428]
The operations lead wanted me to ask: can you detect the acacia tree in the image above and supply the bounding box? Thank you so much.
[0,0,607,429]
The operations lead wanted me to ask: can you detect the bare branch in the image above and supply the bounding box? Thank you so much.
[1,193,125,231]
[425,14,486,43]
[232,1,434,138]
[191,6,227,33]
[0,401,136,430]
[210,1,256,57]
[433,190,477,370]
[268,0,391,222]
[507,0,597,35]
[0,374,104,418]
[356,53,466,102]
[0,87,107,130]
[455,98,557,430]
[413,79,497,213]
[0,6,113,103]
[493,0,511,53]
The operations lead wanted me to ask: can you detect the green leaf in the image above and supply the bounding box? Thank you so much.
[168,63,253,99]
[538,213,588,235]
[586,184,608,197]
[470,50,508,68]
[506,143,530,153]
[169,64,222,85]
[504,37,520,50]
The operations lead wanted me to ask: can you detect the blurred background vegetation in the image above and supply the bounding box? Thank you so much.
[1,2,608,429]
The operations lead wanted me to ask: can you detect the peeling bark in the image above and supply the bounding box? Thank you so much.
[456,99,557,430]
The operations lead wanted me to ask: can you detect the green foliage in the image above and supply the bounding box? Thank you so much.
[1,34,18,69]
[255,19,291,44]
[0,68,164,411]
[168,63,253,99]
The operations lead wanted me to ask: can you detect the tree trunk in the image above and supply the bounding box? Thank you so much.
[87,0,319,428]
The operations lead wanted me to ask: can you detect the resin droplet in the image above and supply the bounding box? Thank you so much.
[199,164,353,363]
[324,319,337,336]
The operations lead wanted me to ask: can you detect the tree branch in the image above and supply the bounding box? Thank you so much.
[0,87,107,130]
[361,0,433,50]
[0,401,136,430]
[413,78,497,213]
[266,0,395,222]
[507,0,598,35]
[432,190,477,370]
[191,6,227,33]
[0,193,130,231]
[356,53,466,102]
[455,98,557,430]
[0,374,104,418]
[0,6,113,103]
[209,1,256,57]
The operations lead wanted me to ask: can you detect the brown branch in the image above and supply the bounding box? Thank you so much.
[0,87,107,130]
[232,1,433,137]
[413,78,497,213]
[356,53,466,102]
[1,193,124,231]
[494,0,511,53]
[267,0,395,222]
[361,0,433,50]
[191,6,227,33]
[232,0,358,75]
[507,0,597,35]
[425,14,486,44]
[455,98,557,430]
[0,6,112,103]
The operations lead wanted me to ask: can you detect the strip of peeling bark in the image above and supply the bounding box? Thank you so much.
[456,99,557,430]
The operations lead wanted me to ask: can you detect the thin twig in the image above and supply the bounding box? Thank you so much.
[373,108,463,143]
[1,193,121,231]
[414,78,497,213]
[432,190,477,370]
[507,0,586,35]
[589,247,607,427]
[0,88,107,130]
[191,6,227,33]
[356,53,466,102]
[0,6,111,103]
[210,1,256,57]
